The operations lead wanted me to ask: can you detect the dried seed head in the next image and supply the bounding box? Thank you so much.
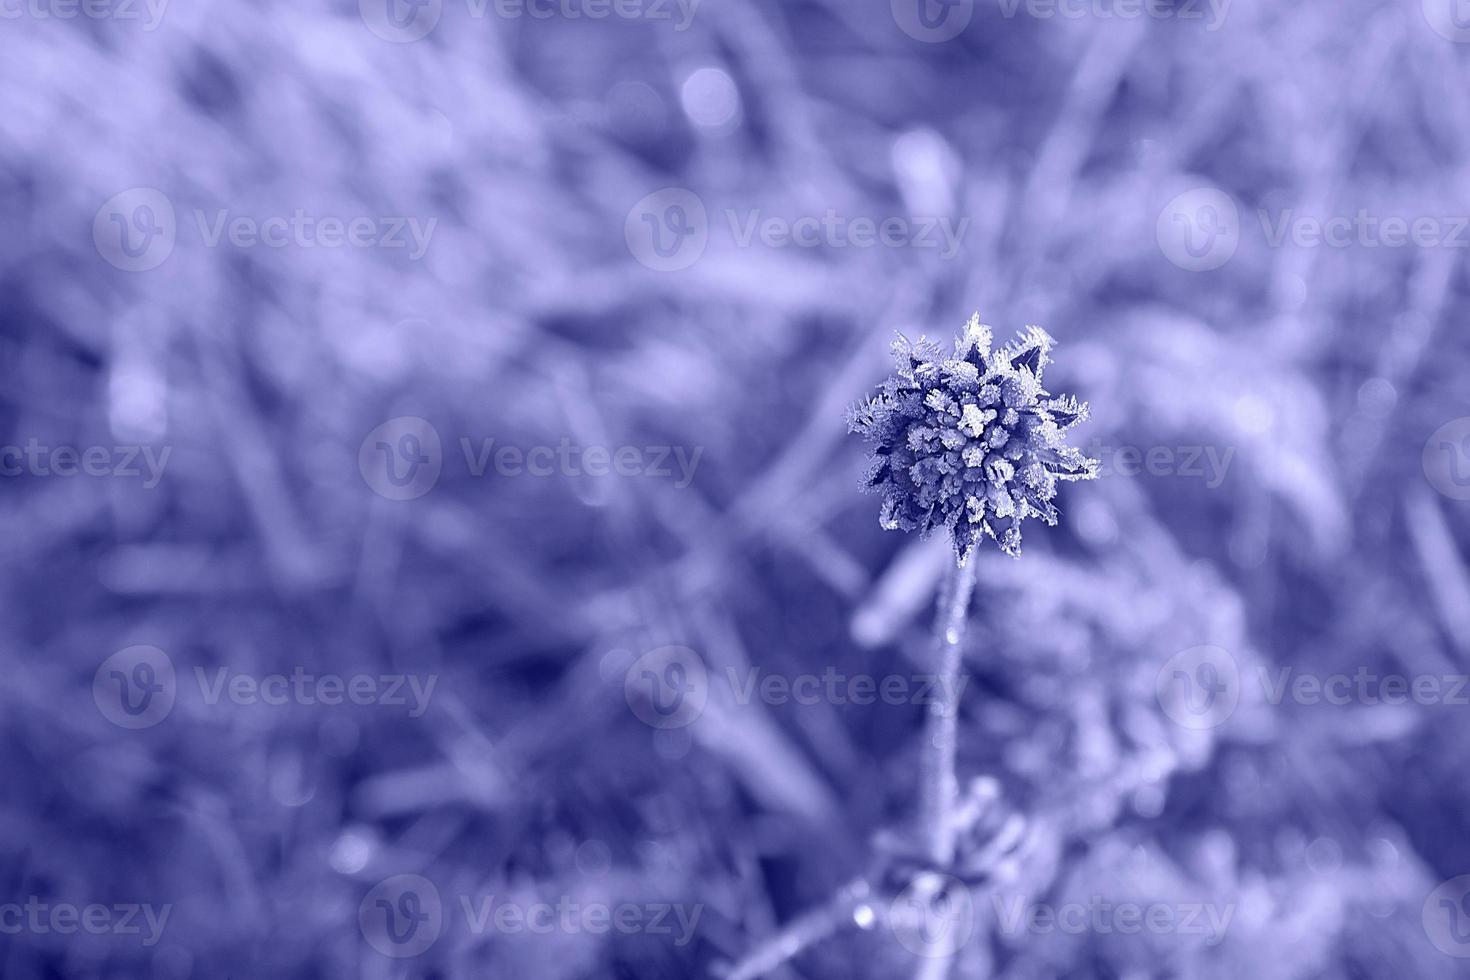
[849,314,1098,560]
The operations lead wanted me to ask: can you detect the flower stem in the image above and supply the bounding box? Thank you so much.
[921,556,977,869]
[723,877,872,980]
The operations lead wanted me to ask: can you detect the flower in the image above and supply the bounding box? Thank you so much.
[849,315,1097,560]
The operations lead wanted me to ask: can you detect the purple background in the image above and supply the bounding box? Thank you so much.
[4,0,1470,976]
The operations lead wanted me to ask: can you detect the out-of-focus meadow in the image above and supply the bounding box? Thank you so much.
[3,0,1470,976]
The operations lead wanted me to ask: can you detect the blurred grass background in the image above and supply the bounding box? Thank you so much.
[2,0,1470,976]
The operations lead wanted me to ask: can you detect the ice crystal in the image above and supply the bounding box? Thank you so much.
[849,315,1098,560]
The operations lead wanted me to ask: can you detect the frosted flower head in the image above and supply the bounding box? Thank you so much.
[849,315,1097,561]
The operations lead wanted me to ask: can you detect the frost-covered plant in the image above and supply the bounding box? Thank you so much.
[727,318,1098,980]
[849,315,1098,560]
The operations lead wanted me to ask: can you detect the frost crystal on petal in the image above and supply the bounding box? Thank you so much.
[847,316,1099,560]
